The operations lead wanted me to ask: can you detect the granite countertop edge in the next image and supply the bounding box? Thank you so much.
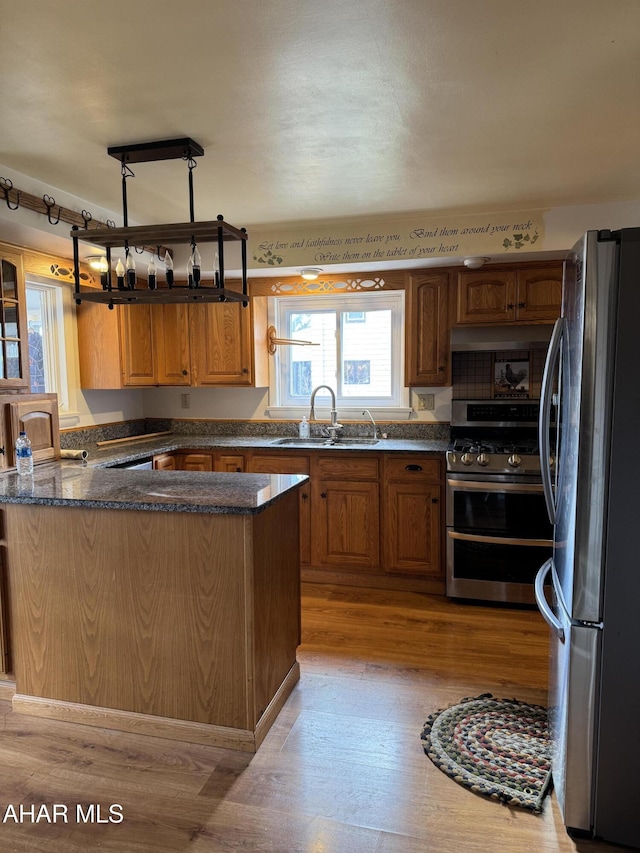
[86,435,451,468]
[0,433,449,512]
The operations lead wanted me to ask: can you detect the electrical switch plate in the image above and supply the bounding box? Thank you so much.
[181,393,190,409]
[417,393,435,411]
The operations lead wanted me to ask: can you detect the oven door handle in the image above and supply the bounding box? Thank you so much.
[539,316,564,525]
[447,479,544,493]
[448,531,553,547]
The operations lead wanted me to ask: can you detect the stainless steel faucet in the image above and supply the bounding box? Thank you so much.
[362,409,378,440]
[309,385,343,440]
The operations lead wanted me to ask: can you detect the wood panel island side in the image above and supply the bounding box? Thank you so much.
[0,467,305,752]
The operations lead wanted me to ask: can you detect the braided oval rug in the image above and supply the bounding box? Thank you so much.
[420,694,552,812]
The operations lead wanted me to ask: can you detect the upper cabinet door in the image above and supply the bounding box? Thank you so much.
[153,303,191,385]
[0,250,29,389]
[189,302,253,386]
[119,304,156,386]
[456,270,517,324]
[405,272,450,386]
[515,266,562,322]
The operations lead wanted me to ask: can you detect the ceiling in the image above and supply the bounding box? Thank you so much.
[0,0,639,254]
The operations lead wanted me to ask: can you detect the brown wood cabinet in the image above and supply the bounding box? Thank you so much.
[0,392,60,470]
[189,296,268,387]
[143,446,444,592]
[311,455,380,571]
[405,272,450,386]
[78,296,267,389]
[153,453,177,470]
[0,247,29,390]
[456,264,562,325]
[175,452,213,472]
[78,302,190,388]
[214,452,245,472]
[248,453,311,565]
[383,456,442,576]
[0,540,10,677]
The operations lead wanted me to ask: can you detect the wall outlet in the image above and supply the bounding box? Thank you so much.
[181,393,190,409]
[417,393,435,411]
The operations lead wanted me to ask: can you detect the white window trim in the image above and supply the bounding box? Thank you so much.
[265,291,412,420]
[25,275,80,422]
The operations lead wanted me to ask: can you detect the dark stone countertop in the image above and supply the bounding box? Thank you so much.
[0,466,307,515]
[84,434,451,469]
[0,433,449,514]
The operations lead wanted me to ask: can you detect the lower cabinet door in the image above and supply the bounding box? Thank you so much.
[213,453,245,472]
[313,480,380,570]
[384,481,441,576]
[176,453,213,472]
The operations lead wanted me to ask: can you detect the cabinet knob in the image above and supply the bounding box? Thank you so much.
[0,446,4,455]
[301,492,308,500]
[506,303,514,310]
[242,368,249,374]
[432,497,439,504]
[182,369,188,376]
[438,365,445,372]
[405,464,423,472]
[320,492,327,499]
[518,301,526,309]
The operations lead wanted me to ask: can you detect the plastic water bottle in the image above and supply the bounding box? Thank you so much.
[299,416,310,438]
[15,431,33,476]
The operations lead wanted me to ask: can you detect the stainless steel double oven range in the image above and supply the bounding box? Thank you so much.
[446,399,553,605]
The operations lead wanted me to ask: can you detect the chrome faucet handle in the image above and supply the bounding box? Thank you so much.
[325,423,344,442]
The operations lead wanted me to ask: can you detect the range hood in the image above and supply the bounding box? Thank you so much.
[450,324,553,352]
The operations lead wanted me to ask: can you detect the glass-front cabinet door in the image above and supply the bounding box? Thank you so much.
[0,250,29,389]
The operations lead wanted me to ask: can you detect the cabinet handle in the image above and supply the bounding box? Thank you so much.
[301,492,308,500]
[438,365,445,372]
[0,446,4,455]
[518,301,526,309]
[182,369,188,376]
[320,492,327,499]
[242,367,249,374]
[235,467,242,472]
[506,303,514,309]
[432,497,439,504]
[405,464,423,472]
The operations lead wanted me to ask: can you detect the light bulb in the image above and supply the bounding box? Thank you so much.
[125,252,136,289]
[187,257,194,288]
[115,258,125,290]
[191,246,201,285]
[164,252,174,287]
[147,257,157,291]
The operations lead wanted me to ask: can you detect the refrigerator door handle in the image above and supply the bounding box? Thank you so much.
[535,558,565,642]
[539,316,564,524]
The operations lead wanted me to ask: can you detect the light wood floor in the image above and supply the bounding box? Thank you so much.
[0,583,630,852]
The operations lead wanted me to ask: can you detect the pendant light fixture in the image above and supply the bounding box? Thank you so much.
[71,138,249,309]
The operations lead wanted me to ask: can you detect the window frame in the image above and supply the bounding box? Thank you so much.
[25,276,73,414]
[267,290,411,419]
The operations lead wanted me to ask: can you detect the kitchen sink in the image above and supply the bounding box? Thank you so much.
[271,437,379,447]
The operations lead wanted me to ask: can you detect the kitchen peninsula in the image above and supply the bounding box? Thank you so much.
[0,467,306,752]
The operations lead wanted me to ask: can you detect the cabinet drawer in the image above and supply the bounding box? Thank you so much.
[385,456,441,482]
[250,454,310,475]
[176,452,213,472]
[315,455,379,480]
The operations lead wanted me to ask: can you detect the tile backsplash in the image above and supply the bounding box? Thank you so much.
[452,349,546,399]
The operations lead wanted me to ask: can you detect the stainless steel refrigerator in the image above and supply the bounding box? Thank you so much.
[535,227,640,847]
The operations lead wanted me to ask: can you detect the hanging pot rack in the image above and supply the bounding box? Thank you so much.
[70,137,250,308]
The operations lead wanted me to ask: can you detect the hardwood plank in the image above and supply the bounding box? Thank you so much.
[0,582,629,852]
